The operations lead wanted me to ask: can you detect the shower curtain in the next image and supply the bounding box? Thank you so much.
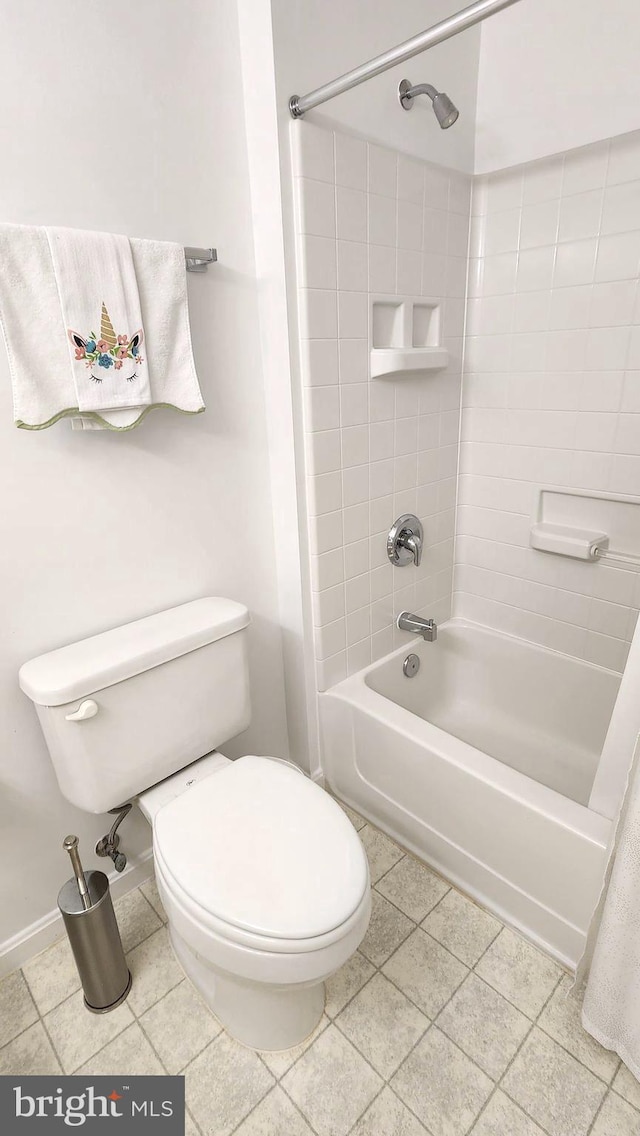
[578,611,640,1081]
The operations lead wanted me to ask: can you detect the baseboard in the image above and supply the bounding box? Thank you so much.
[0,848,155,978]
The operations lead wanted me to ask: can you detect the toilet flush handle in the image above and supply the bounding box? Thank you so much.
[64,699,99,722]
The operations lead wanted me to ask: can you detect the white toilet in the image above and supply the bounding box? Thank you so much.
[19,597,371,1050]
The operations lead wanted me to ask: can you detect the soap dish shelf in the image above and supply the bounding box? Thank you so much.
[370,346,449,379]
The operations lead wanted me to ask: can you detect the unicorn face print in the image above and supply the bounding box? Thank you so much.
[68,302,145,383]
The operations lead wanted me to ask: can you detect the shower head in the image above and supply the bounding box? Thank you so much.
[398,79,459,129]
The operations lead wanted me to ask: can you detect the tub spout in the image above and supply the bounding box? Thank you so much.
[397,612,438,641]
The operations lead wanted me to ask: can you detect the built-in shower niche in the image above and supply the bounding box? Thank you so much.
[370,294,448,378]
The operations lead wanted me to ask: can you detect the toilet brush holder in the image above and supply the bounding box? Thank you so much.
[58,836,132,1014]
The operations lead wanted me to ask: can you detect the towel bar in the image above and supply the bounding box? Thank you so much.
[184,247,217,272]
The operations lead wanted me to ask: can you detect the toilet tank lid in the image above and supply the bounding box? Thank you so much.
[18,597,250,706]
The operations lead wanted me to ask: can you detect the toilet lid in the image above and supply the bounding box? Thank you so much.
[153,755,369,940]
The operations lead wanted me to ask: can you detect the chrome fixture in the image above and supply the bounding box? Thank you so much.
[184,247,217,273]
[403,652,421,677]
[398,79,459,128]
[289,0,522,119]
[398,612,438,641]
[388,514,424,567]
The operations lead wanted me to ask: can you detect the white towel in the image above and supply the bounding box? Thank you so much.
[46,226,151,415]
[0,223,205,430]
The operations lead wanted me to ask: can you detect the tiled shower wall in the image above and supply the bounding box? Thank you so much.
[456,131,640,673]
[292,121,471,690]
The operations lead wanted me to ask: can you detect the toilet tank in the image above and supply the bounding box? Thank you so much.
[18,598,251,814]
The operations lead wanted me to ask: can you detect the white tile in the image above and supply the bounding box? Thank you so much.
[342,424,369,468]
[595,231,640,282]
[338,291,368,338]
[422,251,447,295]
[554,238,597,287]
[337,972,429,1078]
[259,1014,329,1079]
[586,326,631,371]
[502,1027,607,1136]
[482,251,518,295]
[308,429,341,475]
[549,284,591,330]
[346,606,370,646]
[305,385,340,431]
[486,168,523,213]
[313,582,345,626]
[282,1025,383,1136]
[590,280,637,327]
[344,536,369,578]
[368,143,397,198]
[335,132,367,190]
[345,572,371,614]
[392,1027,493,1136]
[340,383,368,426]
[520,199,559,249]
[339,337,368,384]
[369,192,397,246]
[185,1033,274,1135]
[316,651,347,690]
[299,288,338,339]
[298,234,337,290]
[301,337,339,388]
[484,208,521,255]
[370,244,396,292]
[310,509,343,555]
[0,968,39,1045]
[315,618,346,660]
[517,246,555,292]
[558,188,603,242]
[370,419,394,461]
[337,240,368,291]
[397,249,422,295]
[424,207,449,254]
[347,636,372,675]
[437,973,531,1079]
[369,458,394,499]
[308,472,342,519]
[295,177,336,237]
[337,186,367,243]
[397,200,423,251]
[343,464,369,507]
[398,156,424,205]
[601,180,640,235]
[424,164,450,211]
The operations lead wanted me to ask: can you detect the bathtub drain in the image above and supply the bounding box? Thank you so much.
[402,653,420,677]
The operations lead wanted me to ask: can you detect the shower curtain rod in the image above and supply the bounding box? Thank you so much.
[289,0,522,119]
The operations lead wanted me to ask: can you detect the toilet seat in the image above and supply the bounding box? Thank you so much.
[152,755,369,945]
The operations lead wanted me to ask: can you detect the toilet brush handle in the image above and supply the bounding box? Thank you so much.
[63,835,92,910]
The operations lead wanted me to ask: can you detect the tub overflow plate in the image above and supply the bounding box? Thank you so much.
[403,652,420,678]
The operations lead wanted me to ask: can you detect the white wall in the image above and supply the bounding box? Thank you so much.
[476,0,640,174]
[271,0,480,174]
[457,134,640,669]
[0,0,291,954]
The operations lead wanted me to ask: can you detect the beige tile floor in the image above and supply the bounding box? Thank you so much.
[1,803,639,1136]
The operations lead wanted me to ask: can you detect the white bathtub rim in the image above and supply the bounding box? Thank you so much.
[323,673,610,850]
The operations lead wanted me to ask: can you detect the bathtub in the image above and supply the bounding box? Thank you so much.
[319,619,621,968]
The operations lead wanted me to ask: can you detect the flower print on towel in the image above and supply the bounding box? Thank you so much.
[68,302,144,383]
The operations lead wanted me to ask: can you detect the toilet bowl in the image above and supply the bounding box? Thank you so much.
[140,752,371,1050]
[19,597,371,1051]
